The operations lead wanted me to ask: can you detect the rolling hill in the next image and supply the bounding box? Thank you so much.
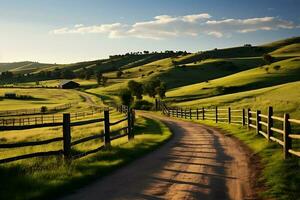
[2,36,300,115]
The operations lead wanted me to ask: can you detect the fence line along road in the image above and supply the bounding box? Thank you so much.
[0,103,75,117]
[0,106,135,164]
[156,99,300,159]
[0,107,106,130]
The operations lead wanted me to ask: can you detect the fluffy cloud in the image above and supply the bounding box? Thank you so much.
[51,13,297,39]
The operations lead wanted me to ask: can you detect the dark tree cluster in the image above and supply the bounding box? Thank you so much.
[119,79,167,107]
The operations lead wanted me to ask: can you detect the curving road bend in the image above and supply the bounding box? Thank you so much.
[61,112,258,200]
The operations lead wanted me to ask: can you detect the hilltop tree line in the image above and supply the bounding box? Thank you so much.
[0,50,188,85]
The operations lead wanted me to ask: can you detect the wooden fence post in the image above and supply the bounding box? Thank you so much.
[189,108,192,119]
[176,108,179,118]
[256,110,261,135]
[196,108,199,120]
[104,109,111,147]
[202,107,205,120]
[155,99,158,111]
[267,106,273,141]
[128,108,133,140]
[185,109,187,119]
[181,108,183,118]
[247,108,251,130]
[242,109,245,126]
[215,106,218,123]
[283,113,291,159]
[228,107,231,124]
[63,113,71,160]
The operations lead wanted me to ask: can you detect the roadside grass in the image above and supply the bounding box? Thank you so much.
[0,115,172,200]
[193,120,300,200]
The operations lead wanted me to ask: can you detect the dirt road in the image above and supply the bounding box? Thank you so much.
[61,112,258,200]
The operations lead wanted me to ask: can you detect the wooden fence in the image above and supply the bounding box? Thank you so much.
[0,108,105,130]
[156,99,300,159]
[0,106,135,164]
[0,103,75,117]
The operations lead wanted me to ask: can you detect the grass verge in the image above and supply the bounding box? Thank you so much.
[194,120,299,200]
[0,116,172,200]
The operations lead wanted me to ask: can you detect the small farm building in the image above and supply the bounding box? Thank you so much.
[59,80,80,89]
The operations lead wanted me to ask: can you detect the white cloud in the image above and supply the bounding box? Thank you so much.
[74,24,84,28]
[51,13,298,39]
[182,13,211,22]
[207,31,223,38]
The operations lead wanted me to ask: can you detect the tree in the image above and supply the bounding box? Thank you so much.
[61,69,75,79]
[128,80,143,99]
[263,54,274,64]
[143,78,161,98]
[102,76,108,85]
[116,70,123,78]
[84,69,93,80]
[119,89,133,106]
[155,82,167,99]
[96,71,103,85]
[52,68,62,78]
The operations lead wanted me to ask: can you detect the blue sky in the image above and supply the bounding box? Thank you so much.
[0,0,299,63]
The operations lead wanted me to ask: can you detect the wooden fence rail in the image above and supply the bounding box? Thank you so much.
[156,100,300,159]
[0,108,105,130]
[0,105,135,164]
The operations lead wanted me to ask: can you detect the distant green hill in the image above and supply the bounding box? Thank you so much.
[270,43,300,56]
[175,36,300,65]
[167,57,300,101]
[3,35,300,115]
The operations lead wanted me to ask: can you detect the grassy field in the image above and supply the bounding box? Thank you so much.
[0,88,82,110]
[0,114,172,200]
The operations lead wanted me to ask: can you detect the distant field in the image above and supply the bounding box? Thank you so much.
[0,87,103,114]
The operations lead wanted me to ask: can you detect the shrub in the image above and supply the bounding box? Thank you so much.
[132,100,153,110]
[263,54,274,64]
[265,67,269,73]
[40,106,48,113]
[116,70,123,78]
[18,95,34,99]
[4,93,17,99]
[273,65,281,71]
